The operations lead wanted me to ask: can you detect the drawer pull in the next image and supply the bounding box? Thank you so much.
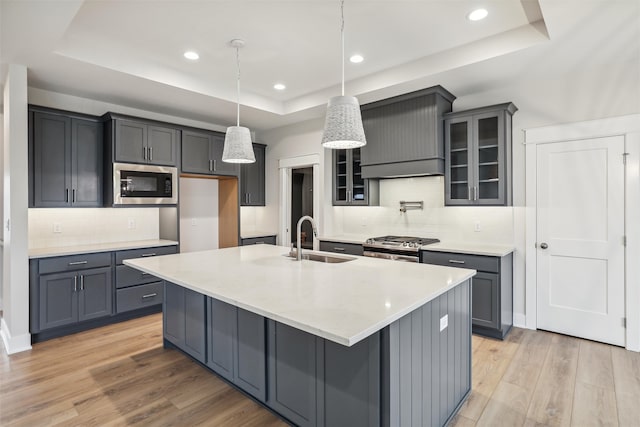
[142,293,158,299]
[448,259,465,264]
[254,241,265,244]
[141,253,156,257]
[68,261,88,266]
[333,247,346,252]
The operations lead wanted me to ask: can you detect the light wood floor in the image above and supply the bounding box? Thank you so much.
[1,315,639,426]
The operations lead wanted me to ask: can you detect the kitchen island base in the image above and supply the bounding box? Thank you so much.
[163,279,471,427]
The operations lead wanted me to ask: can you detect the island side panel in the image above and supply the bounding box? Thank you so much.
[382,279,471,427]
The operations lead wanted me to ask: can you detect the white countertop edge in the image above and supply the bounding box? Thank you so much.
[29,239,179,259]
[422,242,514,257]
[240,231,278,239]
[125,257,475,347]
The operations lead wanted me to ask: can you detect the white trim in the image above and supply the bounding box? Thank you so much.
[0,317,32,355]
[625,131,640,352]
[279,154,320,170]
[525,114,640,145]
[513,313,528,329]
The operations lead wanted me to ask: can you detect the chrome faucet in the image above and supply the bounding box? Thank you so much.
[295,215,318,261]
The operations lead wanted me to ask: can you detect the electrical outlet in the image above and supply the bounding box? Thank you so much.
[53,223,62,233]
[440,314,448,332]
[127,218,136,229]
[474,221,482,232]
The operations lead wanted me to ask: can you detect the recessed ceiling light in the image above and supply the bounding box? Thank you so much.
[273,83,286,90]
[350,54,364,64]
[467,8,488,21]
[184,51,199,60]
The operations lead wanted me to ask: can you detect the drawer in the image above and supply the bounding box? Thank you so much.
[241,236,276,246]
[420,250,499,273]
[319,241,364,256]
[39,252,112,275]
[116,281,164,313]
[116,265,160,289]
[115,245,177,265]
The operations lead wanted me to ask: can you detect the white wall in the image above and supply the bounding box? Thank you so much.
[179,177,219,252]
[0,112,3,311]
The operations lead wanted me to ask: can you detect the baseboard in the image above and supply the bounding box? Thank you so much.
[0,317,32,355]
[513,313,529,329]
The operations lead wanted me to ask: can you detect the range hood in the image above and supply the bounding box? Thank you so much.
[360,86,456,179]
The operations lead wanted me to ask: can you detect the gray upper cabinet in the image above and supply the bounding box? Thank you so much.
[360,86,456,179]
[444,103,517,206]
[30,109,103,208]
[114,119,178,166]
[182,129,239,177]
[332,148,378,206]
[240,143,266,206]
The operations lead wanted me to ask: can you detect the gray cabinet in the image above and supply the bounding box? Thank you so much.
[30,109,103,207]
[207,298,267,401]
[444,103,517,206]
[241,235,276,246]
[241,143,266,206]
[114,119,178,166]
[164,281,206,363]
[182,129,239,176]
[421,250,513,339]
[360,86,456,179]
[332,148,378,206]
[319,240,364,256]
[38,266,112,331]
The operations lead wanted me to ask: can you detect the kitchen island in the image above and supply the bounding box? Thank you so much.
[125,244,475,427]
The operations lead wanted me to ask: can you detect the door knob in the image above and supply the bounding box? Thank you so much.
[540,242,548,249]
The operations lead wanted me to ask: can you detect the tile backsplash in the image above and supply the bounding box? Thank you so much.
[29,208,160,248]
[334,176,514,244]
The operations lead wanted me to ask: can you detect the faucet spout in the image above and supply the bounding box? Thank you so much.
[296,215,318,261]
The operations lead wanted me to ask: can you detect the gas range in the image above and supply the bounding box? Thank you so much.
[363,235,440,262]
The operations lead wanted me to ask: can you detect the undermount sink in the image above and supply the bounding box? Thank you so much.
[285,251,356,264]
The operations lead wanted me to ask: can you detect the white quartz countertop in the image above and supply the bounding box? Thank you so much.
[125,244,475,347]
[422,242,514,257]
[241,231,278,239]
[29,239,179,259]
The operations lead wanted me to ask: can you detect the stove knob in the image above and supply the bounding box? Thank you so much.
[366,238,374,244]
[402,242,409,247]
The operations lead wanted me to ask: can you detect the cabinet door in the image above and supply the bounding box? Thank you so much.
[333,149,349,205]
[184,288,206,363]
[32,112,72,207]
[472,272,500,330]
[147,125,178,166]
[71,119,103,206]
[235,308,266,401]
[181,130,212,174]
[164,281,186,346]
[210,133,240,176]
[115,120,147,163]
[78,267,113,322]
[268,321,319,427]
[207,298,237,382]
[473,111,505,205]
[349,148,368,205]
[241,144,265,206]
[445,117,473,205]
[39,271,78,330]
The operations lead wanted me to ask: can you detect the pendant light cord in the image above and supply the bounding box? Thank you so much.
[341,0,345,97]
[236,45,241,127]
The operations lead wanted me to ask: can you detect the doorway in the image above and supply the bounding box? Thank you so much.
[291,167,314,249]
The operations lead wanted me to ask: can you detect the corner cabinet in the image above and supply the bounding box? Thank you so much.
[29,108,103,208]
[240,143,266,206]
[332,148,378,206]
[444,103,517,206]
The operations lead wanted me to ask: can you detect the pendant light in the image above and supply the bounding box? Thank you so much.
[222,39,256,163]
[321,0,366,149]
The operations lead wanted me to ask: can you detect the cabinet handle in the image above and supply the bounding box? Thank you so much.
[474,186,478,201]
[468,186,472,201]
[141,272,150,276]
[68,260,88,266]
[66,188,69,203]
[213,159,217,171]
[80,275,84,291]
[248,193,251,204]
[149,146,153,161]
[209,159,213,171]
[254,241,265,245]
[448,259,465,264]
[333,247,346,252]
[141,253,156,257]
[143,146,147,160]
[142,293,158,299]
[72,189,76,203]
[74,276,77,292]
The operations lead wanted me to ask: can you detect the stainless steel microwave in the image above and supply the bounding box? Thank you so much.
[113,163,178,205]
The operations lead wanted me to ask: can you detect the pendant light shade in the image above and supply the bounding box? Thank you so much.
[223,39,256,164]
[321,0,366,149]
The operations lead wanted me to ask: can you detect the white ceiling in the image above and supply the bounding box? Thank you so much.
[1,0,638,132]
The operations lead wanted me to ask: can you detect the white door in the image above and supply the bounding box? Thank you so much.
[536,136,625,346]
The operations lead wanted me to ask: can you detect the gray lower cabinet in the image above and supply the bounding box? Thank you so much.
[207,298,267,401]
[240,143,266,206]
[241,235,276,246]
[38,266,112,331]
[182,129,239,176]
[319,240,364,256]
[164,281,206,363]
[420,250,513,339]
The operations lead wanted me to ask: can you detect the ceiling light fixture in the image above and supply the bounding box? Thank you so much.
[274,83,286,90]
[350,54,364,63]
[321,0,366,149]
[222,39,255,164]
[184,51,199,60]
[467,8,488,21]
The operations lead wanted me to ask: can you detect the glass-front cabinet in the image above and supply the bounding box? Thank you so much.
[332,148,377,206]
[444,103,517,206]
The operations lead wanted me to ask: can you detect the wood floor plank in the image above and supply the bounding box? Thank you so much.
[502,329,552,393]
[611,346,640,426]
[570,382,618,427]
[576,340,615,390]
[476,380,530,427]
